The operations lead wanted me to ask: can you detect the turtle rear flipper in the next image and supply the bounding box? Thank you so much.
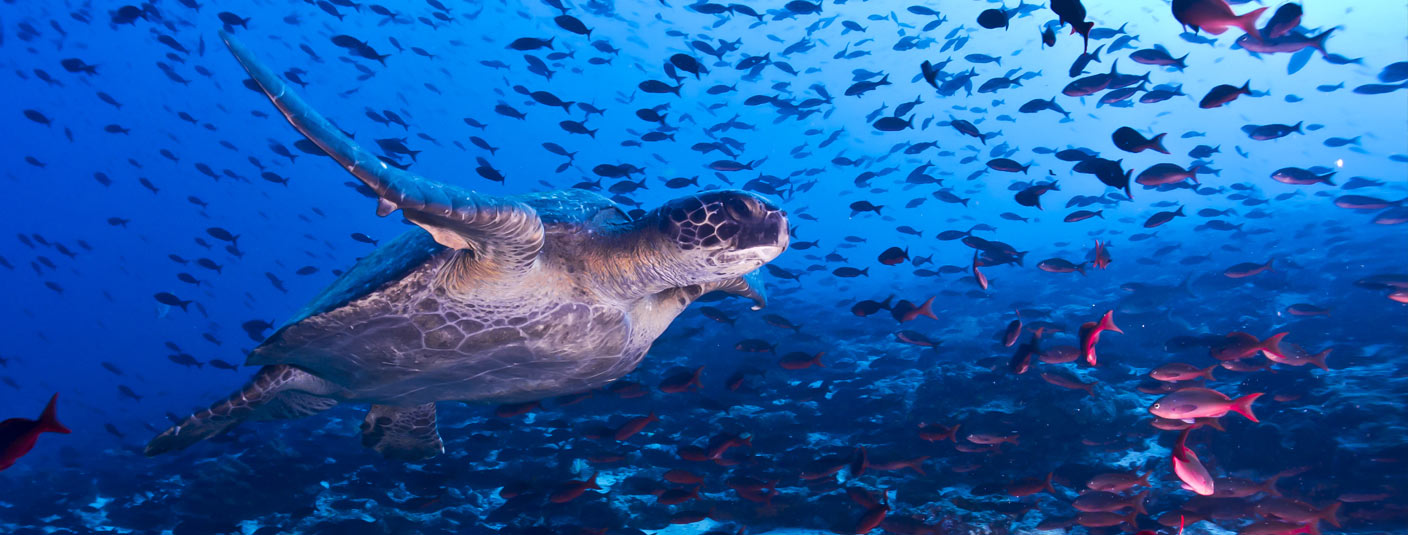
[220,30,544,276]
[144,365,338,456]
[361,403,443,461]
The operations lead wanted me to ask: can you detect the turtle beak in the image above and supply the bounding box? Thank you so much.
[737,207,788,256]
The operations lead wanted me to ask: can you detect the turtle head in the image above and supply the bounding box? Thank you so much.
[646,190,789,285]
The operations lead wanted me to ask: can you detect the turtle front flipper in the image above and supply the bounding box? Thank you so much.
[704,268,769,310]
[144,365,338,456]
[361,403,443,461]
[219,30,544,275]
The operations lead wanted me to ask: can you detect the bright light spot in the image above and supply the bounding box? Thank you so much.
[1336,158,1344,168]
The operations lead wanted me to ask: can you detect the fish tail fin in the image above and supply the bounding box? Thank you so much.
[39,394,71,434]
[1310,349,1332,371]
[1237,7,1269,39]
[1321,501,1341,528]
[1201,364,1217,381]
[1313,28,1335,54]
[1264,473,1283,497]
[587,471,600,489]
[1260,332,1288,359]
[950,424,960,442]
[813,352,827,368]
[1230,392,1263,423]
[1100,310,1122,334]
[1132,490,1149,516]
[1137,471,1151,488]
[1151,133,1169,154]
[917,296,937,320]
[1043,471,1056,495]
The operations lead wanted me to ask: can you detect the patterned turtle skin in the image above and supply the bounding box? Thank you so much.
[143,32,788,461]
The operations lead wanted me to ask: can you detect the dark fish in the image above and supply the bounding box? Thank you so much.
[1199,82,1251,108]
[508,37,554,51]
[153,292,192,311]
[977,9,1008,30]
[1111,127,1169,154]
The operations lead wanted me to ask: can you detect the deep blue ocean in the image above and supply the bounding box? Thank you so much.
[2,0,1406,534]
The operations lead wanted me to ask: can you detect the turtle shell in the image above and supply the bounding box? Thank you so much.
[272,188,629,332]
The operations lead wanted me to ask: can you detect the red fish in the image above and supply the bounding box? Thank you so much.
[895,330,939,347]
[892,296,937,323]
[548,472,601,503]
[613,411,659,441]
[1150,362,1218,382]
[966,431,1019,445]
[1172,0,1267,37]
[869,455,928,475]
[1041,368,1096,396]
[663,469,704,485]
[1260,339,1331,371]
[779,351,826,370]
[1009,329,1044,375]
[972,251,989,289]
[705,433,751,459]
[856,501,890,534]
[1150,387,1262,422]
[1073,490,1149,514]
[1,394,70,471]
[1255,497,1341,529]
[1002,309,1023,347]
[659,366,703,393]
[1007,472,1056,497]
[1079,310,1122,366]
[1224,259,1273,278]
[1087,471,1151,493]
[1210,331,1286,361]
[917,422,960,442]
[1092,239,1111,269]
[1039,345,1080,364]
[1171,429,1215,495]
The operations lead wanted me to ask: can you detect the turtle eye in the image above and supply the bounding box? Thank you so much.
[725,197,757,221]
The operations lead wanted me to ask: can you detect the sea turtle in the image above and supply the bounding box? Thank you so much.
[144,32,789,461]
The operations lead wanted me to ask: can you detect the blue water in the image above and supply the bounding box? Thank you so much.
[2,0,1406,534]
